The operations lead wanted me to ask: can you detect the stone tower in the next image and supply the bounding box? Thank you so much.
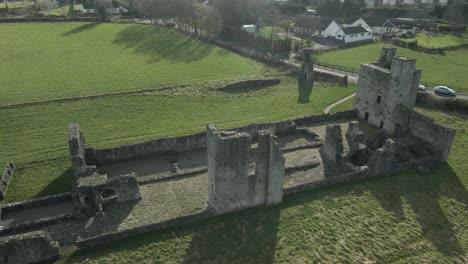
[354,47,422,135]
[297,48,314,103]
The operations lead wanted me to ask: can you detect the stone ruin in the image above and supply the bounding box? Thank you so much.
[0,162,14,202]
[0,46,457,263]
[207,125,284,214]
[69,123,141,216]
[297,48,314,103]
[0,230,60,264]
[355,46,422,135]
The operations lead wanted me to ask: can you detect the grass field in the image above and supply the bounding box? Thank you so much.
[0,77,355,203]
[0,23,271,105]
[0,1,33,9]
[56,107,468,263]
[316,43,468,93]
[400,34,468,49]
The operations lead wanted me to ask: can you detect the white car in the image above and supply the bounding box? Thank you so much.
[434,86,457,97]
[418,84,427,92]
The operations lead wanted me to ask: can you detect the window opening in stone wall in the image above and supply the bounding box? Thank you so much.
[376,95,382,104]
[364,112,369,121]
[380,121,384,129]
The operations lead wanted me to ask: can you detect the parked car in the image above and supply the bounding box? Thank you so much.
[418,84,427,92]
[434,86,457,97]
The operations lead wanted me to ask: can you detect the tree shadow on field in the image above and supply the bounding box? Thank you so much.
[62,23,100,36]
[368,164,468,257]
[112,25,216,63]
[181,208,281,263]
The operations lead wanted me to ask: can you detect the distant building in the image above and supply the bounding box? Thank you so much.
[351,17,397,35]
[320,19,372,43]
[336,26,372,43]
[241,25,257,33]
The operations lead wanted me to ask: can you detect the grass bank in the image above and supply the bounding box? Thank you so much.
[0,22,270,105]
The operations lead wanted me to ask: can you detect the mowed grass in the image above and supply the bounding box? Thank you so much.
[0,23,270,105]
[0,78,355,203]
[316,43,468,93]
[58,107,468,263]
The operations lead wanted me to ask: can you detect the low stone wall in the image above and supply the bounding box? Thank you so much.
[76,210,212,249]
[409,112,456,162]
[416,92,468,114]
[85,120,296,165]
[0,231,61,264]
[293,110,357,126]
[1,192,72,214]
[0,162,15,201]
[222,79,281,92]
[85,132,207,165]
[284,167,369,195]
[0,212,79,237]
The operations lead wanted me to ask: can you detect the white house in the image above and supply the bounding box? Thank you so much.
[335,26,372,43]
[350,17,396,35]
[321,20,342,37]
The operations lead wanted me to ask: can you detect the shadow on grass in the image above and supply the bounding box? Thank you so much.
[62,23,101,36]
[61,164,467,262]
[34,167,73,199]
[368,164,467,256]
[112,25,217,63]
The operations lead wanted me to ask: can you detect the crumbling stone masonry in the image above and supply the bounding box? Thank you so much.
[76,173,141,216]
[69,123,142,216]
[345,121,366,157]
[320,124,344,166]
[0,162,14,202]
[207,124,285,214]
[355,46,422,135]
[297,48,314,103]
[0,230,60,264]
[68,123,96,178]
[367,139,397,176]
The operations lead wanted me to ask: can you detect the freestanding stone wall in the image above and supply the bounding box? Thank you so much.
[68,123,95,178]
[0,231,60,264]
[409,111,456,162]
[207,124,285,214]
[297,48,314,103]
[0,162,14,202]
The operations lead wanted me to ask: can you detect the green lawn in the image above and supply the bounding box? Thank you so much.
[316,43,468,93]
[0,1,33,9]
[400,34,468,49]
[0,78,355,203]
[57,107,468,263]
[0,23,270,105]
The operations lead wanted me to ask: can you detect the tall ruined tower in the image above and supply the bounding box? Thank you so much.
[298,48,314,103]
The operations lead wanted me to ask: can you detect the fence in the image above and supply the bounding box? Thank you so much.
[222,26,292,53]
[313,61,358,75]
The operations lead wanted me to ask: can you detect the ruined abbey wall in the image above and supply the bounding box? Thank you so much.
[409,111,456,162]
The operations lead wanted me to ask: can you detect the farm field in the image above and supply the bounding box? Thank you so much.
[0,77,355,203]
[316,43,468,93]
[56,107,468,263]
[0,23,270,105]
[400,33,468,48]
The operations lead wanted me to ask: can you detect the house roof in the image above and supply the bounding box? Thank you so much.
[319,16,339,30]
[341,25,369,34]
[363,16,391,27]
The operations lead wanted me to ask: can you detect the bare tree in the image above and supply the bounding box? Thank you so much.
[295,15,319,48]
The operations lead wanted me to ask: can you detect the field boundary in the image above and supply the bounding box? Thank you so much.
[0,85,189,109]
